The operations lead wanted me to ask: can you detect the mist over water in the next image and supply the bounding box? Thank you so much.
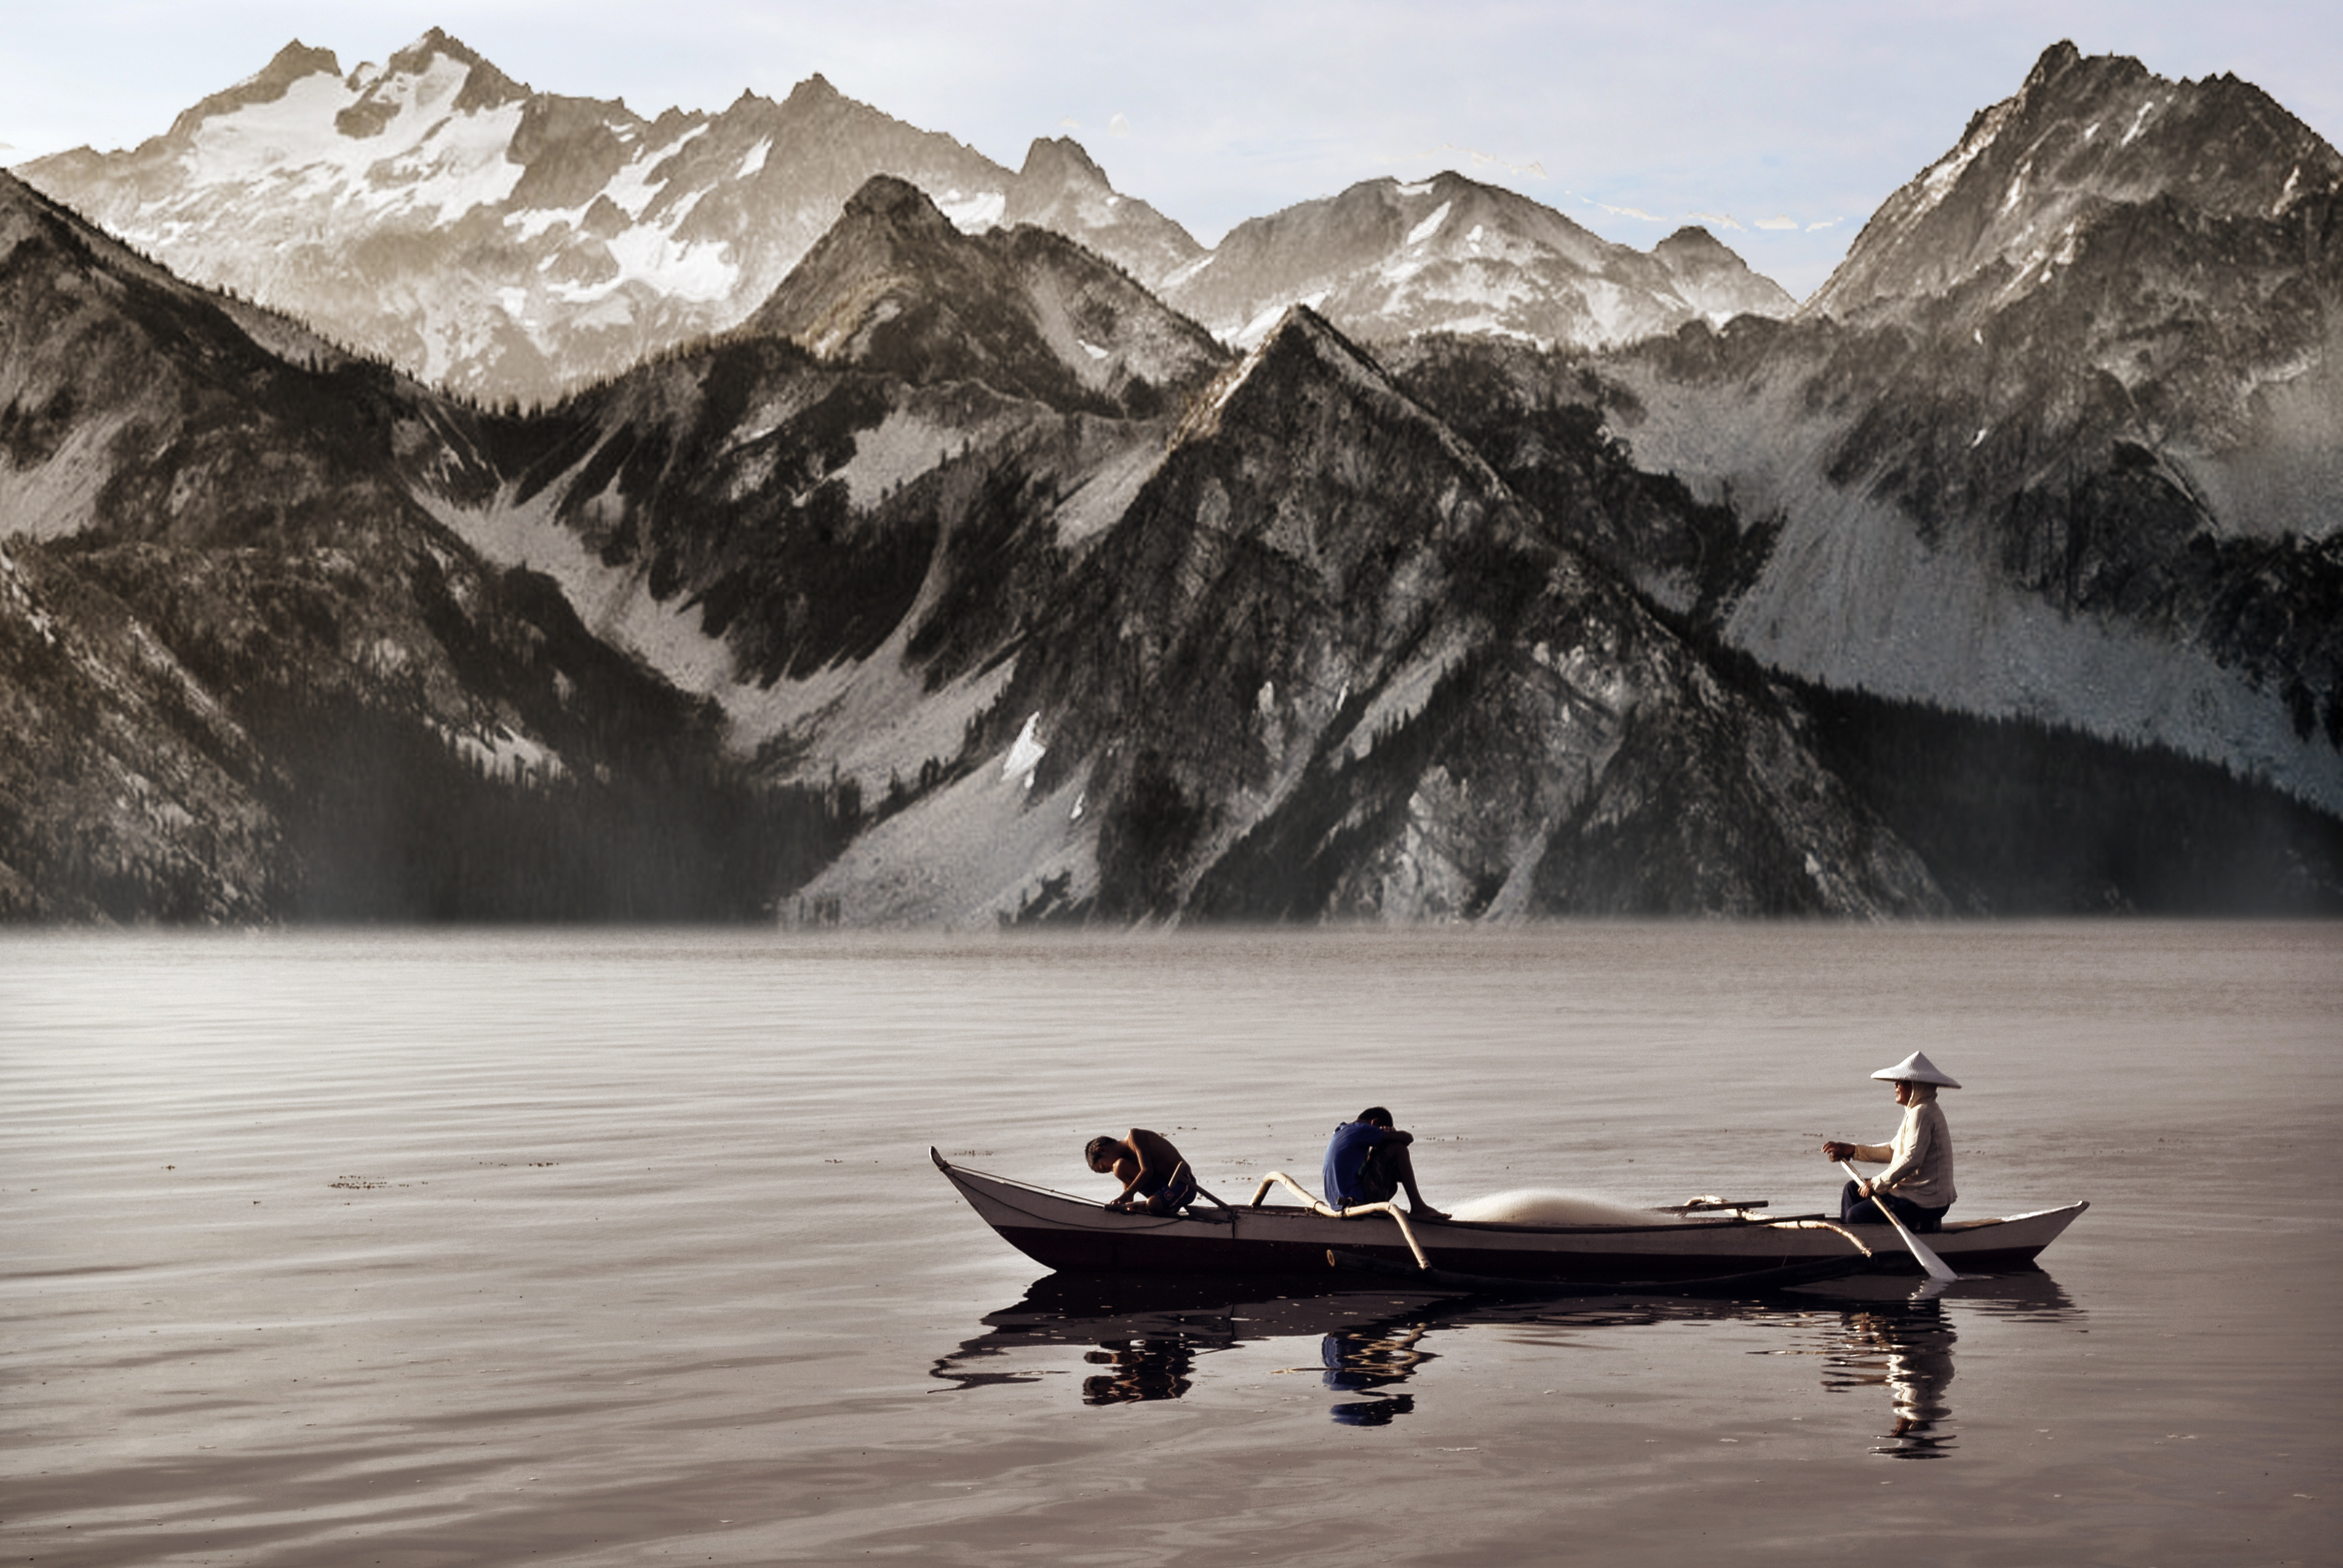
[4,923,2336,1564]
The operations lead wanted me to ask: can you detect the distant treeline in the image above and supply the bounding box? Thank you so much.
[1793,682,2343,916]
[249,693,860,923]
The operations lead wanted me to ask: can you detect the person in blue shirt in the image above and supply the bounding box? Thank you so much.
[1321,1107,1446,1219]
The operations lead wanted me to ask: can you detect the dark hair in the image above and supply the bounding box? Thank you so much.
[1357,1106,1392,1126]
[1084,1135,1119,1165]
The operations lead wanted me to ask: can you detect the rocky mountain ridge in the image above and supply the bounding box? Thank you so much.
[910,305,1939,921]
[2,148,1969,922]
[4,41,2338,923]
[1404,42,2342,812]
[1162,170,1792,351]
[0,169,837,920]
[1806,39,2341,319]
[742,174,1224,417]
[18,30,1205,405]
[16,29,1786,404]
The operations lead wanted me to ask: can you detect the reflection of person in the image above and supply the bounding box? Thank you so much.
[1322,1322,1431,1425]
[1082,1337,1195,1404]
[1824,1302,1958,1457]
[1322,1107,1447,1219]
[1821,1051,1959,1232]
[1084,1128,1196,1214]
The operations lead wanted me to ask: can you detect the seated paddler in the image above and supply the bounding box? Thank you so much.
[1084,1128,1197,1215]
[1820,1051,1959,1233]
[1322,1106,1447,1220]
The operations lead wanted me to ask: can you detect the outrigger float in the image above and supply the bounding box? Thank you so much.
[933,1149,2086,1290]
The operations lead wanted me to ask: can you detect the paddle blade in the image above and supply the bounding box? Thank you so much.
[1838,1160,1958,1281]
[1902,1229,1959,1282]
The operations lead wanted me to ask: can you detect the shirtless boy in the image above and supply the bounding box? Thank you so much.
[1084,1128,1197,1215]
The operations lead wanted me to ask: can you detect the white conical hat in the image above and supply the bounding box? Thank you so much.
[1871,1050,1961,1088]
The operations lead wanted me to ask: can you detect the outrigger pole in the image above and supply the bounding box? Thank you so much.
[1248,1171,1430,1270]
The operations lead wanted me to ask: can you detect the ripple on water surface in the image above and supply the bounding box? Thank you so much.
[2,924,2336,1565]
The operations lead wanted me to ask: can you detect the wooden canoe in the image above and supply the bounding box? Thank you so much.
[934,1148,2086,1284]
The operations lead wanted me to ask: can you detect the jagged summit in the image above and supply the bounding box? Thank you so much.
[940,276,1938,922]
[746,173,1222,413]
[784,73,844,107]
[365,28,528,119]
[250,38,344,90]
[746,174,988,361]
[1809,40,2343,317]
[1164,166,1791,350]
[1164,303,1534,583]
[997,134,1205,287]
[1018,136,1110,188]
[389,27,484,68]
[1655,224,1731,258]
[1598,39,2343,812]
[1652,224,1795,321]
[1180,304,1420,443]
[20,38,1207,402]
[159,41,342,143]
[837,170,955,230]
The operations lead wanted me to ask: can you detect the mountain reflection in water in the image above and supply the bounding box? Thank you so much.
[932,1269,2078,1442]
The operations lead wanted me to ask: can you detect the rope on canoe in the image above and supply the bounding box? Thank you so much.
[1767,1217,1875,1258]
[1247,1171,1430,1270]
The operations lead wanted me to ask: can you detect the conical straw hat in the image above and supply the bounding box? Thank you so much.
[1870,1050,1961,1088]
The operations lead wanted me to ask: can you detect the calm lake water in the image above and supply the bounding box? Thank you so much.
[3,923,2337,1566]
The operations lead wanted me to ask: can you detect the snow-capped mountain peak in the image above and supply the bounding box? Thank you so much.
[1162,168,1791,352]
[19,36,1206,403]
[1808,40,2343,318]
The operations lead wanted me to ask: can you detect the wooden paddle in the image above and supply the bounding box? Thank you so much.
[1837,1160,1958,1282]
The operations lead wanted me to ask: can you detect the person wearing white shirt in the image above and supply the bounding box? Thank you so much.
[1821,1051,1959,1233]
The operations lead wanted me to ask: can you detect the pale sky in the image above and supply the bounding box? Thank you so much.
[4,1,2336,299]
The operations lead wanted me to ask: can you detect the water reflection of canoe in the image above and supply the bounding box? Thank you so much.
[934,1149,2086,1284]
[930,1267,2082,1434]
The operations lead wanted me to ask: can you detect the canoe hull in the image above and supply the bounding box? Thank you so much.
[936,1152,2086,1284]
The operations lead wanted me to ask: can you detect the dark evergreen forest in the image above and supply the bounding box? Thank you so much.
[1795,682,2343,915]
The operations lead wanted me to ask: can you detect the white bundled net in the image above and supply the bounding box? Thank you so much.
[1447,1189,1677,1226]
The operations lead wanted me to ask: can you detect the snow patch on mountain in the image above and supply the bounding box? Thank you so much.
[1406,201,1452,245]
[790,754,1097,927]
[598,123,710,220]
[1342,623,1477,760]
[599,224,738,304]
[1161,253,1214,289]
[176,73,355,181]
[158,53,529,228]
[1231,293,1326,350]
[1726,486,2341,809]
[936,189,1006,230]
[24,38,1203,402]
[448,722,564,784]
[1610,359,2343,812]
[364,105,528,224]
[1003,712,1047,785]
[1915,122,1997,214]
[728,621,1017,794]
